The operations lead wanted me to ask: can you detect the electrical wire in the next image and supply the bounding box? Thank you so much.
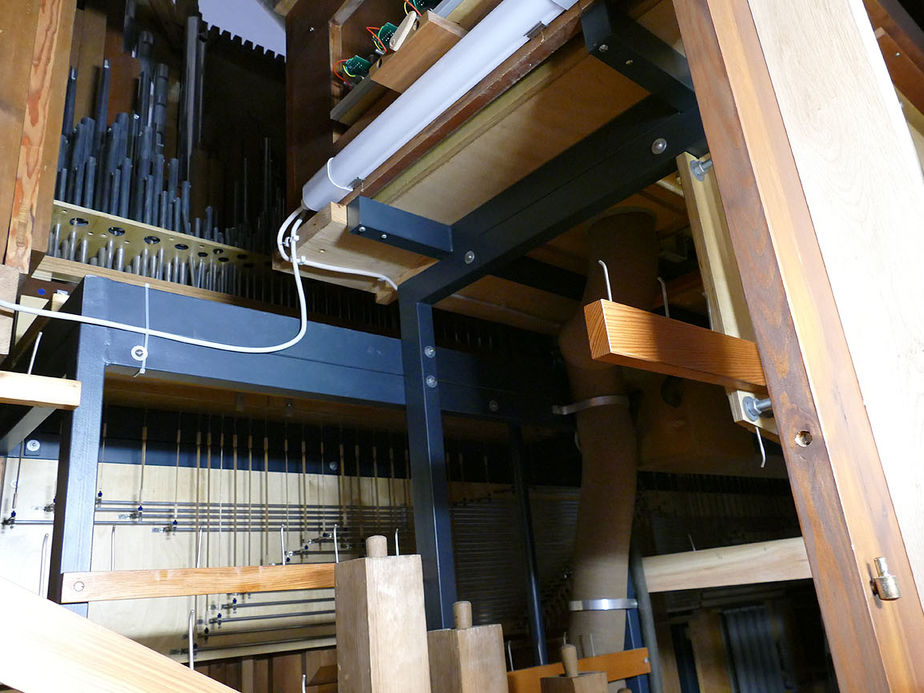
[367,26,387,53]
[332,59,351,85]
[0,231,309,355]
[404,0,422,16]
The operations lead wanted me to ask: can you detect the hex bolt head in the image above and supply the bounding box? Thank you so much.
[488,400,499,412]
[380,233,388,240]
[426,375,438,388]
[464,250,476,264]
[599,43,609,52]
[424,346,436,358]
[25,439,41,453]
[651,137,668,155]
[357,226,366,233]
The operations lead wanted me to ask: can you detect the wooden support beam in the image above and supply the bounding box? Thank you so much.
[5,0,76,273]
[0,371,81,409]
[506,649,651,693]
[371,12,467,93]
[58,563,335,603]
[584,299,766,391]
[674,0,924,688]
[688,611,734,693]
[643,538,811,593]
[0,575,234,692]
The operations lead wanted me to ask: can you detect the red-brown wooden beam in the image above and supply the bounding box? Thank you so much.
[674,0,924,689]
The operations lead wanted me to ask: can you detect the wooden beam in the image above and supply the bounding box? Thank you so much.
[506,649,651,693]
[584,299,766,391]
[0,575,234,692]
[688,611,734,693]
[674,0,924,688]
[0,371,81,409]
[643,538,811,593]
[5,0,76,273]
[58,563,336,603]
[371,12,467,93]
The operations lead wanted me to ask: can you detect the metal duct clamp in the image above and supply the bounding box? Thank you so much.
[568,598,638,612]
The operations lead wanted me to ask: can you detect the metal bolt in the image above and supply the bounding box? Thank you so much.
[690,157,714,181]
[424,346,436,358]
[488,400,499,412]
[380,233,388,240]
[25,439,40,453]
[426,375,438,388]
[357,226,366,233]
[625,58,634,66]
[599,43,609,52]
[464,250,476,264]
[73,580,85,593]
[651,137,668,155]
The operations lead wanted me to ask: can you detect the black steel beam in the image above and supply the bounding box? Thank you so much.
[348,196,453,258]
[400,299,457,628]
[491,256,585,301]
[582,1,695,112]
[401,98,704,305]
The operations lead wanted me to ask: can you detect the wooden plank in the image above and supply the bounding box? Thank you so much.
[0,371,81,409]
[271,653,303,693]
[643,538,811,593]
[506,649,651,693]
[688,611,733,693]
[584,299,766,391]
[0,575,235,692]
[676,151,777,437]
[371,12,467,93]
[0,265,19,357]
[674,0,924,688]
[6,0,76,273]
[58,563,336,603]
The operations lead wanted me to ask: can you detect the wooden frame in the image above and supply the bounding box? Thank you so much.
[506,649,651,693]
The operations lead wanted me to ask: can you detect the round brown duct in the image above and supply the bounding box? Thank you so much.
[557,210,659,664]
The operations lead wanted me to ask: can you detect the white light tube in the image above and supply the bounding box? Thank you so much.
[301,0,577,211]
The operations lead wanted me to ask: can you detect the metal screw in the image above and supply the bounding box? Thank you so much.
[424,346,436,358]
[25,439,40,453]
[690,157,714,181]
[625,58,634,66]
[599,44,609,52]
[464,250,476,264]
[651,137,668,155]
[73,580,85,592]
[426,375,438,388]
[380,233,388,240]
[357,226,366,233]
[488,400,499,412]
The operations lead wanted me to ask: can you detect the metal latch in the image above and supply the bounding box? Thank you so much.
[872,556,901,601]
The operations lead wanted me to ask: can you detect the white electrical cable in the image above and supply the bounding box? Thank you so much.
[0,230,309,355]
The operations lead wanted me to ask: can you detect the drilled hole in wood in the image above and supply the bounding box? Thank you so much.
[794,430,813,447]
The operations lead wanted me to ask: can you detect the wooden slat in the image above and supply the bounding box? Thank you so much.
[688,611,734,693]
[584,299,766,391]
[0,371,81,409]
[643,538,811,593]
[59,563,336,603]
[506,649,651,693]
[0,575,234,692]
[5,0,76,273]
[371,12,466,93]
[674,0,924,687]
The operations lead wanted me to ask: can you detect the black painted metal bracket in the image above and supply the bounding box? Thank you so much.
[348,196,454,258]
[582,0,696,112]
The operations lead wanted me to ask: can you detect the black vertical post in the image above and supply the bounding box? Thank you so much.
[47,324,107,615]
[510,424,548,665]
[399,298,457,629]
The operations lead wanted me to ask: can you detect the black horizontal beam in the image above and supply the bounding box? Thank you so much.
[348,196,453,258]
[491,256,586,300]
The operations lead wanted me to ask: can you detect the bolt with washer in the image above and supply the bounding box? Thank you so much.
[426,375,438,388]
[424,346,436,358]
[464,250,476,264]
[651,137,668,155]
[25,439,41,453]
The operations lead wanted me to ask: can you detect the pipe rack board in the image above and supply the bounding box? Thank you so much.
[0,371,81,409]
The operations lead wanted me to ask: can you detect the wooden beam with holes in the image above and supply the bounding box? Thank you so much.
[0,575,234,692]
[506,649,651,693]
[584,299,766,392]
[674,0,924,687]
[0,371,81,409]
[59,563,336,603]
[643,538,811,593]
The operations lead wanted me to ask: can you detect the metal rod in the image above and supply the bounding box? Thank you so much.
[188,609,196,670]
[629,541,663,693]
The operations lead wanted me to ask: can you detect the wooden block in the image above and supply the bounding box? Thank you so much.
[0,371,81,409]
[59,563,335,603]
[371,12,466,93]
[539,671,608,693]
[0,264,18,357]
[428,601,507,693]
[335,535,431,692]
[584,299,767,392]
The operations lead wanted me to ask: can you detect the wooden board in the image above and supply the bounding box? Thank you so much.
[428,624,507,693]
[584,299,766,391]
[59,563,336,603]
[0,371,81,409]
[335,553,431,692]
[0,265,19,356]
[540,671,608,693]
[506,649,651,693]
[0,575,235,692]
[643,538,811,592]
[688,611,734,693]
[371,12,467,93]
[673,0,924,687]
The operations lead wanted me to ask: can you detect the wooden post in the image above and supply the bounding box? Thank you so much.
[427,600,507,693]
[5,0,77,273]
[673,0,924,688]
[539,644,607,693]
[335,535,432,692]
